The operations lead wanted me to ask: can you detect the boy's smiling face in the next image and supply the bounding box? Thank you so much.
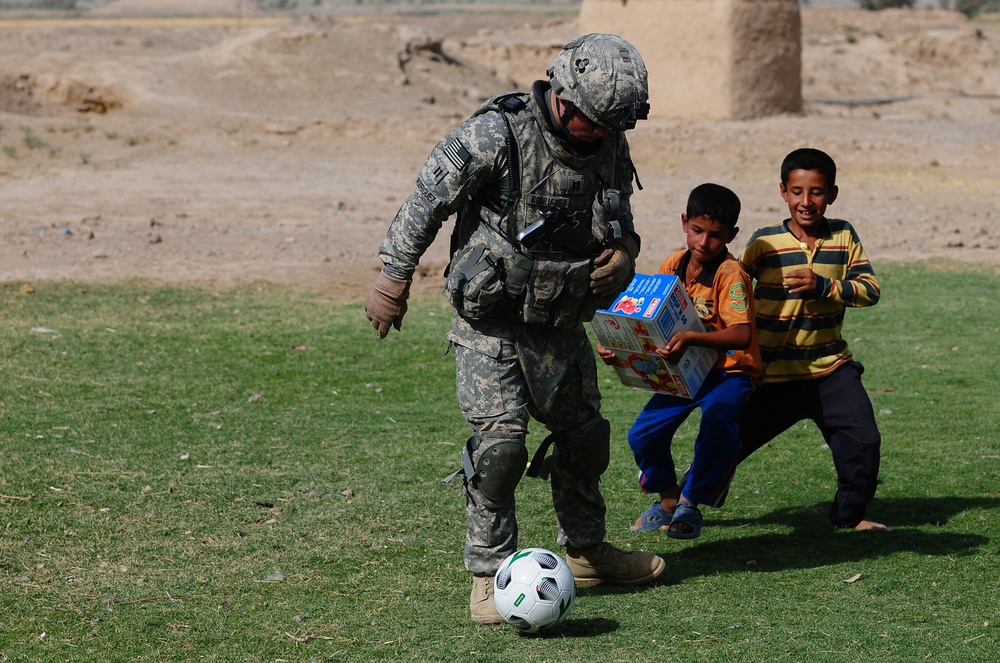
[780,168,839,238]
[682,214,737,265]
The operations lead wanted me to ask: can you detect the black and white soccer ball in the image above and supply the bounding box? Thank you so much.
[493,547,575,633]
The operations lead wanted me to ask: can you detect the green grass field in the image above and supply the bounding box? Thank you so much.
[1,261,997,662]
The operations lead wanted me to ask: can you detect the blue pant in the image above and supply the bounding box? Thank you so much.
[627,371,753,507]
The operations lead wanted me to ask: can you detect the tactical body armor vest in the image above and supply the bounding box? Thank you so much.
[445,89,632,328]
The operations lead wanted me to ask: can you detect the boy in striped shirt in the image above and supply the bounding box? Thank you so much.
[737,147,886,531]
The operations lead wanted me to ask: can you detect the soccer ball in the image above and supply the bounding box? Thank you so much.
[493,547,576,633]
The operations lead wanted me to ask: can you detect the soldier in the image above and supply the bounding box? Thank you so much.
[364,33,665,624]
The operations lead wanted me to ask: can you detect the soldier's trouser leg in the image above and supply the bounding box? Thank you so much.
[512,323,608,549]
[451,328,530,575]
[549,414,610,548]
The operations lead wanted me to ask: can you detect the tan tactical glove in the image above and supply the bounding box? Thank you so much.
[590,236,638,301]
[364,270,411,339]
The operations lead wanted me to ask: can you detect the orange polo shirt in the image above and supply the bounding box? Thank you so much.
[658,249,761,376]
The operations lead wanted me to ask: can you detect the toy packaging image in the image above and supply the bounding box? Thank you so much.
[590,273,717,398]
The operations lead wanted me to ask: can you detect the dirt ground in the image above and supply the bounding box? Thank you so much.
[1,4,999,299]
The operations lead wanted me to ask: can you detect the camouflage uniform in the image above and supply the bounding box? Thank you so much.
[377,77,643,574]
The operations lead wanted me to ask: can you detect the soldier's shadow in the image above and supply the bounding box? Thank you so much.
[595,496,996,591]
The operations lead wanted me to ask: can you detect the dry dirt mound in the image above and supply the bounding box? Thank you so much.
[0,8,998,296]
[91,0,255,17]
[0,14,550,136]
[803,9,1000,114]
[5,9,1000,125]
[177,18,519,125]
[0,74,38,114]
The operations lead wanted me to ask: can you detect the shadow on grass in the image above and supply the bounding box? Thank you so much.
[520,617,619,638]
[710,495,1000,530]
[586,496,998,591]
[657,496,996,581]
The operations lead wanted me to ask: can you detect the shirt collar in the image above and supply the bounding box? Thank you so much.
[782,217,832,240]
[676,249,729,287]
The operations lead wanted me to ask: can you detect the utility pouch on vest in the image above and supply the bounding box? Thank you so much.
[523,259,567,325]
[560,258,600,326]
[443,244,506,319]
[504,251,534,299]
[522,257,597,327]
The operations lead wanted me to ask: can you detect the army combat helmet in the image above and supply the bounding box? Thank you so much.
[547,33,650,131]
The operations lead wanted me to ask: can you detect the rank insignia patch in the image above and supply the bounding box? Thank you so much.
[431,165,448,185]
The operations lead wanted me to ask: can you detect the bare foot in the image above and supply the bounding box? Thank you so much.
[854,519,889,532]
[632,515,671,532]
[667,520,693,536]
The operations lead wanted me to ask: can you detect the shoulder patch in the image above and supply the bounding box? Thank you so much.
[442,138,471,172]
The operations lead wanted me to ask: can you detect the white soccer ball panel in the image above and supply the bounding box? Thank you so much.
[493,547,575,633]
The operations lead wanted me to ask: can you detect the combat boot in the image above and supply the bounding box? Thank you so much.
[565,541,665,587]
[469,574,503,624]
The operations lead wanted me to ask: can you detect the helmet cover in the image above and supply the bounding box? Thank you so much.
[547,33,650,131]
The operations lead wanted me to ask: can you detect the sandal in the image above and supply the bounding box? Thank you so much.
[631,501,674,532]
[666,502,703,540]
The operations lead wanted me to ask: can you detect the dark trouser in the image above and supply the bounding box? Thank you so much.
[737,361,881,528]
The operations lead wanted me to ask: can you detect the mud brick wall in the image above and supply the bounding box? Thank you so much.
[580,0,802,120]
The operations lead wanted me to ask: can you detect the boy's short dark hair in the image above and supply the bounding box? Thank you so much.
[686,183,741,230]
[781,147,837,189]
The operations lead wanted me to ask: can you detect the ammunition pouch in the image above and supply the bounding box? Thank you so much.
[446,232,603,327]
[443,244,508,319]
[523,257,601,327]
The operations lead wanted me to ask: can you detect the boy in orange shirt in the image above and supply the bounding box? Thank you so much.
[597,183,761,539]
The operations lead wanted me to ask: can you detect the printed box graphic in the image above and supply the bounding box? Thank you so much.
[590,273,717,398]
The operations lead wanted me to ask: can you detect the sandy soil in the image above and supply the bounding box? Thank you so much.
[1,4,999,298]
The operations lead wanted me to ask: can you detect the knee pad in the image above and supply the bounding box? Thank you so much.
[463,433,528,502]
[559,415,611,479]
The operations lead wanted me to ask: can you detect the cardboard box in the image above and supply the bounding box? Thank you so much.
[589,273,717,398]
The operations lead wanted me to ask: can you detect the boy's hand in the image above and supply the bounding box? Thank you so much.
[656,332,691,364]
[784,267,818,295]
[595,342,617,365]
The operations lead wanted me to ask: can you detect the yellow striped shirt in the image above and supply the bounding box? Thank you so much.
[740,218,880,382]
